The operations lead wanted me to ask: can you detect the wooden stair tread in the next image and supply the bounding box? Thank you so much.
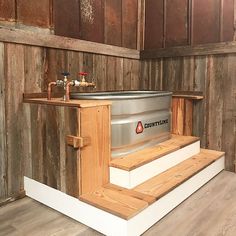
[110,135,200,171]
[79,187,149,220]
[133,149,225,199]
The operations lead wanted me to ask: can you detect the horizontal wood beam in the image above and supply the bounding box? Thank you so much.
[0,27,140,59]
[141,41,236,59]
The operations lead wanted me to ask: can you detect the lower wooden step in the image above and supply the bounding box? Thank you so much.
[134,149,225,200]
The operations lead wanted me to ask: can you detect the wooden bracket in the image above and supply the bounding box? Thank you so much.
[66,135,91,149]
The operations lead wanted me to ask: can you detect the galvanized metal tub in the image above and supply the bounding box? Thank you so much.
[70,91,172,158]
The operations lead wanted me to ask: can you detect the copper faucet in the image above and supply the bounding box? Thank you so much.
[65,72,96,102]
[47,72,96,102]
[47,72,70,101]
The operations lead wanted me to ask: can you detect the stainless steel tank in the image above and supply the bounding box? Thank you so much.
[70,91,172,158]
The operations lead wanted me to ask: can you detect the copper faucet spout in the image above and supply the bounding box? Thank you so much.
[47,82,57,100]
[65,81,74,102]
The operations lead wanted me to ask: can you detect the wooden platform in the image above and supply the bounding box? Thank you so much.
[110,135,200,171]
[79,149,224,221]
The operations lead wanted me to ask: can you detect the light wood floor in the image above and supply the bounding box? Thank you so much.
[1,171,236,236]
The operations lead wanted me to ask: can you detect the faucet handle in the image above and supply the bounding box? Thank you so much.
[79,72,88,76]
[61,72,70,77]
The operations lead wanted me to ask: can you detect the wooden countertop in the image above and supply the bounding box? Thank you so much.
[24,98,112,108]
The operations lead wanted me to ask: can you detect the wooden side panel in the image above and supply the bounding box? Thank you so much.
[17,0,51,28]
[80,106,110,194]
[172,98,185,135]
[104,0,122,46]
[122,0,138,49]
[5,44,25,195]
[221,0,234,42]
[144,0,164,49]
[0,43,7,199]
[192,0,221,44]
[0,0,15,21]
[80,0,104,43]
[166,0,189,47]
[53,0,80,38]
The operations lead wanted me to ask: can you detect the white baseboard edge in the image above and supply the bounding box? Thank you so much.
[24,156,224,236]
[110,141,200,189]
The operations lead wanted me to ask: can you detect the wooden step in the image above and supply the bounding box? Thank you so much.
[110,135,200,171]
[133,149,225,200]
[79,186,152,220]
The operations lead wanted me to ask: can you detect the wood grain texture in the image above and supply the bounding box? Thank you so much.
[5,43,25,196]
[104,0,122,47]
[17,0,51,28]
[80,0,104,43]
[0,42,6,199]
[134,149,224,199]
[0,0,16,21]
[165,0,189,47]
[79,187,148,220]
[0,28,140,59]
[80,106,111,194]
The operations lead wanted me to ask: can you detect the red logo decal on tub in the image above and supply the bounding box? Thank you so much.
[136,121,144,134]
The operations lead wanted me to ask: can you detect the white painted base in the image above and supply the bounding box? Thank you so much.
[110,141,200,188]
[24,156,224,236]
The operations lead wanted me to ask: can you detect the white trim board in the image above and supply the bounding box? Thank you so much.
[110,141,200,189]
[24,155,224,236]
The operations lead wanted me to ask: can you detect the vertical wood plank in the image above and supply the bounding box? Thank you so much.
[206,55,225,151]
[222,54,236,171]
[172,98,185,135]
[144,0,164,49]
[221,0,234,42]
[106,56,116,91]
[53,0,80,38]
[82,53,94,92]
[130,59,140,90]
[140,60,150,90]
[24,46,45,93]
[0,0,16,21]
[5,44,25,195]
[80,0,104,43]
[104,0,122,46]
[64,107,80,197]
[92,54,107,91]
[184,99,193,135]
[166,0,189,47]
[115,57,124,90]
[137,0,145,50]
[123,58,132,90]
[30,104,45,182]
[192,0,221,44]
[122,0,138,49]
[17,0,51,28]
[0,42,7,199]
[80,106,110,194]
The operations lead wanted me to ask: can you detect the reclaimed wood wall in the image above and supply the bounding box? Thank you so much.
[0,41,140,205]
[145,0,235,49]
[140,55,236,171]
[0,0,143,49]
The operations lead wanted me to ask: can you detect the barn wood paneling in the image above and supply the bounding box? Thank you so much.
[144,0,164,49]
[104,0,122,47]
[165,0,189,47]
[122,0,138,49]
[53,0,80,39]
[0,42,141,203]
[0,0,15,21]
[17,0,51,28]
[80,0,104,43]
[144,0,235,49]
[141,54,236,171]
